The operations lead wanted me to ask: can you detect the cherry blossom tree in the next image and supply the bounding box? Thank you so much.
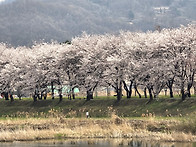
[0,44,12,100]
[72,33,108,100]
[57,44,83,100]
[0,24,196,102]
[161,25,196,100]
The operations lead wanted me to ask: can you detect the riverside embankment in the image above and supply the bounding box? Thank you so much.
[0,98,195,142]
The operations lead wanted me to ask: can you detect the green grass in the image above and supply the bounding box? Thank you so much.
[0,97,195,119]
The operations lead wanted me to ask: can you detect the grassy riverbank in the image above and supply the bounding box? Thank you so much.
[0,98,195,142]
[0,98,196,118]
[0,115,195,142]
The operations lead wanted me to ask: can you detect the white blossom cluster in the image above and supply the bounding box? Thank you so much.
[0,25,196,101]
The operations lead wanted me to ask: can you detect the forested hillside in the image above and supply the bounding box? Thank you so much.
[0,0,195,46]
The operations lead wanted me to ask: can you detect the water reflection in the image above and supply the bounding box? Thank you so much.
[0,139,195,147]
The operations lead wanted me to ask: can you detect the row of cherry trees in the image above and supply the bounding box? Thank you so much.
[0,25,196,101]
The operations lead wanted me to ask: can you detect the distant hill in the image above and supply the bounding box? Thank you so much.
[0,0,195,47]
[0,0,14,4]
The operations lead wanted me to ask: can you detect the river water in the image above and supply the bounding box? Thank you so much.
[0,139,195,147]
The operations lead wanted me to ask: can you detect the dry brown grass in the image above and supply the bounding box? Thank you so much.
[0,113,196,142]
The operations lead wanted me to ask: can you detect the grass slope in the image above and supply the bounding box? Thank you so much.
[0,98,196,142]
[0,98,195,118]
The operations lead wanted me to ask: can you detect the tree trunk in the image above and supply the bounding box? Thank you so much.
[72,87,75,99]
[59,94,63,101]
[59,88,63,102]
[117,81,122,101]
[181,88,186,101]
[187,89,191,97]
[4,92,9,100]
[187,82,192,98]
[44,91,47,100]
[17,88,22,100]
[169,86,174,98]
[40,91,44,100]
[10,94,14,102]
[181,80,186,101]
[37,91,41,100]
[144,87,147,98]
[33,95,37,102]
[134,83,141,98]
[117,88,122,101]
[86,90,93,101]
[167,79,174,98]
[128,87,132,98]
[147,87,153,101]
[68,93,71,100]
[164,89,167,96]
[33,90,37,102]
[187,72,194,97]
[123,80,133,99]
[51,81,54,100]
[106,87,111,97]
